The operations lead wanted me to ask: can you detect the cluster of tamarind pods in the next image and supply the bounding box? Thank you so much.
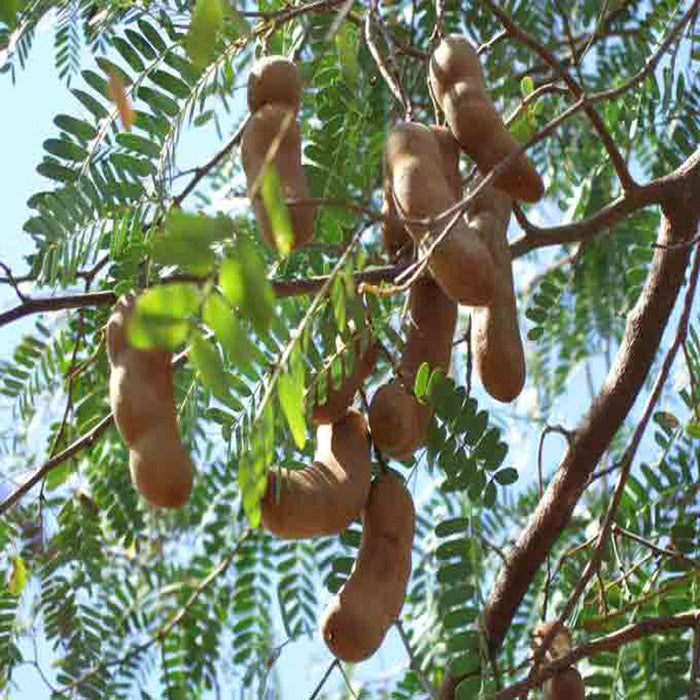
[104,36,583,680]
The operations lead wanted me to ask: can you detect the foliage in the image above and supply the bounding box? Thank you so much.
[1,0,700,698]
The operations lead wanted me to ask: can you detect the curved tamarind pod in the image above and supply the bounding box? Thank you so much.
[241,103,315,250]
[384,122,495,306]
[312,334,378,425]
[247,55,302,114]
[467,183,525,402]
[429,34,544,203]
[544,668,586,700]
[381,193,412,264]
[107,296,193,508]
[320,471,415,661]
[381,125,462,263]
[369,277,457,460]
[430,124,462,199]
[261,409,371,539]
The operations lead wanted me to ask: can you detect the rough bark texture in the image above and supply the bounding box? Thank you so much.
[439,150,700,698]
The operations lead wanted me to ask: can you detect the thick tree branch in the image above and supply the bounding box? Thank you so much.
[440,148,700,698]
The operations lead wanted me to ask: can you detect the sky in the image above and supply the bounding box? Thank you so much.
[1,7,696,700]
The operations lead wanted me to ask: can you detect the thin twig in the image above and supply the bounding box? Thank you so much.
[396,620,438,698]
[309,659,339,699]
[612,524,700,569]
[364,6,409,114]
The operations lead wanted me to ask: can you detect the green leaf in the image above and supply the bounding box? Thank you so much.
[435,517,469,538]
[116,132,161,158]
[45,461,72,491]
[8,556,28,596]
[189,331,238,409]
[494,467,518,485]
[278,354,307,450]
[54,114,98,141]
[186,0,225,67]
[137,86,179,117]
[261,164,294,257]
[226,240,276,334]
[130,283,200,350]
[483,480,496,507]
[436,539,470,561]
[331,275,346,333]
[520,75,534,97]
[202,292,254,369]
[71,88,109,119]
[414,362,430,400]
[149,70,191,99]
[686,421,700,439]
[456,677,482,699]
[527,326,544,341]
[36,160,76,183]
[220,258,245,307]
[450,653,480,678]
[154,210,232,271]
[335,22,359,86]
[112,36,146,73]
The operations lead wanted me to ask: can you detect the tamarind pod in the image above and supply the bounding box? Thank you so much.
[384,122,495,306]
[312,335,378,425]
[381,193,412,263]
[381,126,460,263]
[128,423,194,509]
[107,297,193,508]
[320,471,415,661]
[429,35,544,203]
[430,124,462,199]
[544,668,586,700]
[532,621,573,661]
[468,185,525,402]
[241,103,315,250]
[247,55,302,114]
[261,409,371,539]
[369,278,457,460]
[368,380,429,461]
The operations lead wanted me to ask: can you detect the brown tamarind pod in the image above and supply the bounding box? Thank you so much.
[241,103,315,250]
[261,409,371,539]
[381,125,462,263]
[544,668,586,700]
[532,622,585,700]
[467,183,525,402]
[247,55,302,114]
[320,471,415,661]
[429,34,544,203]
[369,277,457,460]
[106,296,193,509]
[312,334,378,425]
[381,193,412,264]
[430,124,462,199]
[384,122,495,306]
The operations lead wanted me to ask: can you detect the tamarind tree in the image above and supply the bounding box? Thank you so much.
[1,0,700,698]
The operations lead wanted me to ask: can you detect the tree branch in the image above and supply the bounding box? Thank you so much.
[439,148,700,698]
[0,265,410,329]
[489,612,700,700]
